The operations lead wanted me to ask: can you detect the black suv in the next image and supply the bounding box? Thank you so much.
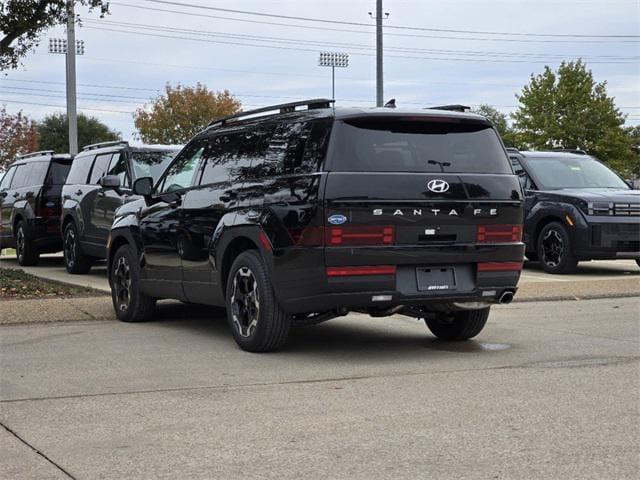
[508,149,640,273]
[61,141,180,273]
[107,99,524,352]
[0,151,73,265]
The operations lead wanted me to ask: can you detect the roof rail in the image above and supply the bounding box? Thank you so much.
[207,98,334,128]
[81,140,129,151]
[428,104,471,112]
[17,150,54,159]
[554,148,587,155]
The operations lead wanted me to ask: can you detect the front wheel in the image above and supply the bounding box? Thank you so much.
[15,220,39,266]
[225,250,291,352]
[537,222,578,274]
[110,244,156,322]
[425,308,490,341]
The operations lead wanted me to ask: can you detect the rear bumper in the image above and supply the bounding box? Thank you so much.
[272,243,524,314]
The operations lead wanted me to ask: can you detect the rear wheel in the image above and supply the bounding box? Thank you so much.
[15,220,39,266]
[537,222,578,274]
[63,222,92,274]
[425,308,490,341]
[636,259,640,269]
[225,250,291,352]
[110,244,156,322]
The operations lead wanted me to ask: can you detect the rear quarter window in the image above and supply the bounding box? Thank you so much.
[327,118,511,174]
[66,154,95,185]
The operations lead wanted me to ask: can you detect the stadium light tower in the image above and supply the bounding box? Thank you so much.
[47,2,84,155]
[318,52,349,101]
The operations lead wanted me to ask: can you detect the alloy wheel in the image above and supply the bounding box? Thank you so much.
[64,228,76,268]
[113,256,132,312]
[230,267,260,338]
[16,226,24,262]
[541,229,564,268]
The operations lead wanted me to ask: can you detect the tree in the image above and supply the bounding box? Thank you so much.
[37,112,120,152]
[511,60,637,174]
[471,104,516,147]
[134,83,242,144]
[0,106,38,170]
[1,0,108,70]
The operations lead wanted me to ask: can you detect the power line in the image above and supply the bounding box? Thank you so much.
[82,19,640,60]
[111,1,640,44]
[0,99,133,114]
[81,25,639,64]
[139,0,640,39]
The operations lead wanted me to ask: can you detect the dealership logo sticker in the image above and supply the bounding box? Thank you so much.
[328,214,347,225]
[427,179,450,193]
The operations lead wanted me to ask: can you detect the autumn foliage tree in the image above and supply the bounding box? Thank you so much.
[0,106,38,170]
[134,84,242,144]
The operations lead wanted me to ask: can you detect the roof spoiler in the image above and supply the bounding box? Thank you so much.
[427,104,471,112]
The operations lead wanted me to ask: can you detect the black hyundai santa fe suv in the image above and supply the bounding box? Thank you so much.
[61,141,179,273]
[107,99,525,352]
[0,151,72,265]
[508,149,639,273]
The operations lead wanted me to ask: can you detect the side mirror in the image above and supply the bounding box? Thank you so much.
[99,175,121,189]
[132,176,153,197]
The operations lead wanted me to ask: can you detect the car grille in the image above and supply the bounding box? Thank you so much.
[588,202,640,216]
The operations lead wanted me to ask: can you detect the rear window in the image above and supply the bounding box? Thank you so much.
[328,118,511,174]
[46,159,72,185]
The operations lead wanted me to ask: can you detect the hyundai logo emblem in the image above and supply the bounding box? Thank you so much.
[427,179,450,193]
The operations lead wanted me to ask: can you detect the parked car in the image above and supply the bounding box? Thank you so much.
[107,99,525,352]
[508,149,640,273]
[0,150,73,265]
[61,141,181,274]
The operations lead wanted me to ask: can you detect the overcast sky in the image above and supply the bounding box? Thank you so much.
[1,0,639,142]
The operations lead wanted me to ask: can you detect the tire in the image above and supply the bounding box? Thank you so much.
[525,252,538,261]
[425,308,490,341]
[536,222,578,274]
[225,250,291,352]
[63,222,92,274]
[15,220,39,266]
[636,259,640,269]
[110,244,156,322]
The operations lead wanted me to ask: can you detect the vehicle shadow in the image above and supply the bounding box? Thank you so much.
[151,301,511,359]
[523,259,639,276]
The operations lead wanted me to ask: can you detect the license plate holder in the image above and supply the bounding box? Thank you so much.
[416,267,457,292]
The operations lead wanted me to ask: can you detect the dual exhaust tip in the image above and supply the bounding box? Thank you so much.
[499,291,515,304]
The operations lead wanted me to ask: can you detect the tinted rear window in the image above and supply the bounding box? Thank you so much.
[328,118,511,174]
[46,159,72,185]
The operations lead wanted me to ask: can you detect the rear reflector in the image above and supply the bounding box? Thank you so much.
[326,265,396,277]
[477,225,522,243]
[328,226,395,246]
[477,262,523,272]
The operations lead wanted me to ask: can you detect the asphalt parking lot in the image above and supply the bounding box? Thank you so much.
[1,295,639,479]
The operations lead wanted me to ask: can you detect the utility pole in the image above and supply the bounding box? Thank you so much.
[66,1,78,155]
[375,0,384,107]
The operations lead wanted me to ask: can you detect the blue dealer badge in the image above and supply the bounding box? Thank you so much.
[328,214,347,225]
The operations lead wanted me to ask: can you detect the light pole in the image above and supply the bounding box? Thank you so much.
[318,52,349,101]
[47,2,84,154]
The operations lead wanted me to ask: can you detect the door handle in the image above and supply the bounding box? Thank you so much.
[75,189,83,196]
[13,192,19,198]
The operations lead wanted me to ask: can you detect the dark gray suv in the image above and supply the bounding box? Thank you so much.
[61,141,180,273]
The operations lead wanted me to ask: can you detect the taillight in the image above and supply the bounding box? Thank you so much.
[477,225,522,243]
[327,226,395,246]
[477,262,523,272]
[326,265,397,277]
[288,226,396,246]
